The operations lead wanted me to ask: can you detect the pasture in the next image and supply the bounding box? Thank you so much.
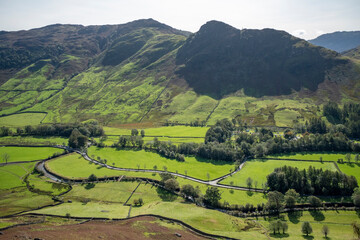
[219,159,338,188]
[103,125,209,137]
[0,136,67,146]
[255,210,360,240]
[267,152,359,162]
[0,162,35,189]
[0,113,47,127]
[0,146,64,163]
[87,147,235,180]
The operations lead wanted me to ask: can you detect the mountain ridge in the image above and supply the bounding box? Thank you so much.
[0,19,359,126]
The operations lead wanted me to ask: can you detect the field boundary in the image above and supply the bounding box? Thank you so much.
[123,182,142,206]
[106,134,204,139]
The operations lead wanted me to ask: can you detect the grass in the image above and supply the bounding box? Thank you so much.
[267,152,359,162]
[0,162,35,189]
[87,147,234,180]
[0,187,54,217]
[0,113,47,127]
[337,162,360,183]
[27,173,70,196]
[103,125,209,137]
[274,109,301,127]
[254,210,360,240]
[64,181,140,204]
[0,136,68,146]
[219,159,338,188]
[0,146,64,163]
[33,201,130,219]
[45,153,162,180]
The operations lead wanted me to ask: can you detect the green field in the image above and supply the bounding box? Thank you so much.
[27,173,70,196]
[338,162,360,183]
[0,113,47,127]
[255,210,360,240]
[267,152,359,162]
[0,136,67,146]
[64,181,140,204]
[95,135,204,147]
[219,159,338,188]
[0,146,64,163]
[104,125,209,137]
[0,162,35,189]
[87,147,234,180]
[45,153,162,180]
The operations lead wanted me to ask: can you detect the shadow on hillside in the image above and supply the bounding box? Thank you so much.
[156,187,177,202]
[288,211,302,224]
[302,235,314,240]
[310,210,325,221]
[270,233,289,238]
[194,156,234,166]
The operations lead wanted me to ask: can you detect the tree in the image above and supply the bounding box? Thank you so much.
[1,152,10,164]
[352,188,360,207]
[140,129,145,137]
[301,221,313,236]
[355,154,359,163]
[180,184,200,199]
[246,177,253,190]
[346,153,351,163]
[164,178,179,192]
[308,196,322,207]
[322,225,329,238]
[131,129,139,136]
[207,172,210,181]
[204,187,222,207]
[68,128,88,149]
[153,165,158,171]
[284,189,299,208]
[281,222,288,234]
[320,156,323,163]
[88,174,97,182]
[266,191,284,212]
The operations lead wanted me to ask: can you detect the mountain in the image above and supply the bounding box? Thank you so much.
[343,45,360,60]
[176,20,345,98]
[309,31,360,53]
[0,20,359,127]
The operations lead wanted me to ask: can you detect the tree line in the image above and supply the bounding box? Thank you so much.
[0,122,104,138]
[267,165,358,196]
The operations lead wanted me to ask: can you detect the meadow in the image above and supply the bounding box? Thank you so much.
[103,125,208,137]
[0,162,35,189]
[254,210,360,240]
[0,136,67,146]
[219,159,338,188]
[267,152,359,162]
[0,146,64,163]
[0,113,47,127]
[87,147,235,180]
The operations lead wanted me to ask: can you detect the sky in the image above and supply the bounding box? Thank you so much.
[0,0,359,40]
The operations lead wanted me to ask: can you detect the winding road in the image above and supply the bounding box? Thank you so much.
[38,145,263,192]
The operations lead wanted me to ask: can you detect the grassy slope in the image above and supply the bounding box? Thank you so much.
[0,162,34,189]
[220,159,337,188]
[87,147,234,180]
[0,113,47,127]
[104,125,208,137]
[0,146,64,163]
[268,152,359,161]
[0,136,68,146]
[255,210,360,240]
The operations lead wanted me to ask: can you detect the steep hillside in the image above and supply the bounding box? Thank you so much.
[343,45,360,59]
[176,21,346,98]
[0,20,359,127]
[309,31,360,53]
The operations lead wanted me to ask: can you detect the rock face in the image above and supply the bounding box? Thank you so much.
[176,20,346,98]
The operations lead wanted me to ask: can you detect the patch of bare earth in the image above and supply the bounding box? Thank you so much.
[0,216,209,240]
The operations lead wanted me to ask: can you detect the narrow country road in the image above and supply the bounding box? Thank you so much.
[38,145,263,192]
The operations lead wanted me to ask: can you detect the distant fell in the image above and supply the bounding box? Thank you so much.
[342,45,360,60]
[309,31,360,53]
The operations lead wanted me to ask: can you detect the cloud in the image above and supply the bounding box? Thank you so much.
[291,29,307,38]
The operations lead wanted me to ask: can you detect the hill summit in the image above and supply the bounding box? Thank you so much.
[176,21,347,98]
